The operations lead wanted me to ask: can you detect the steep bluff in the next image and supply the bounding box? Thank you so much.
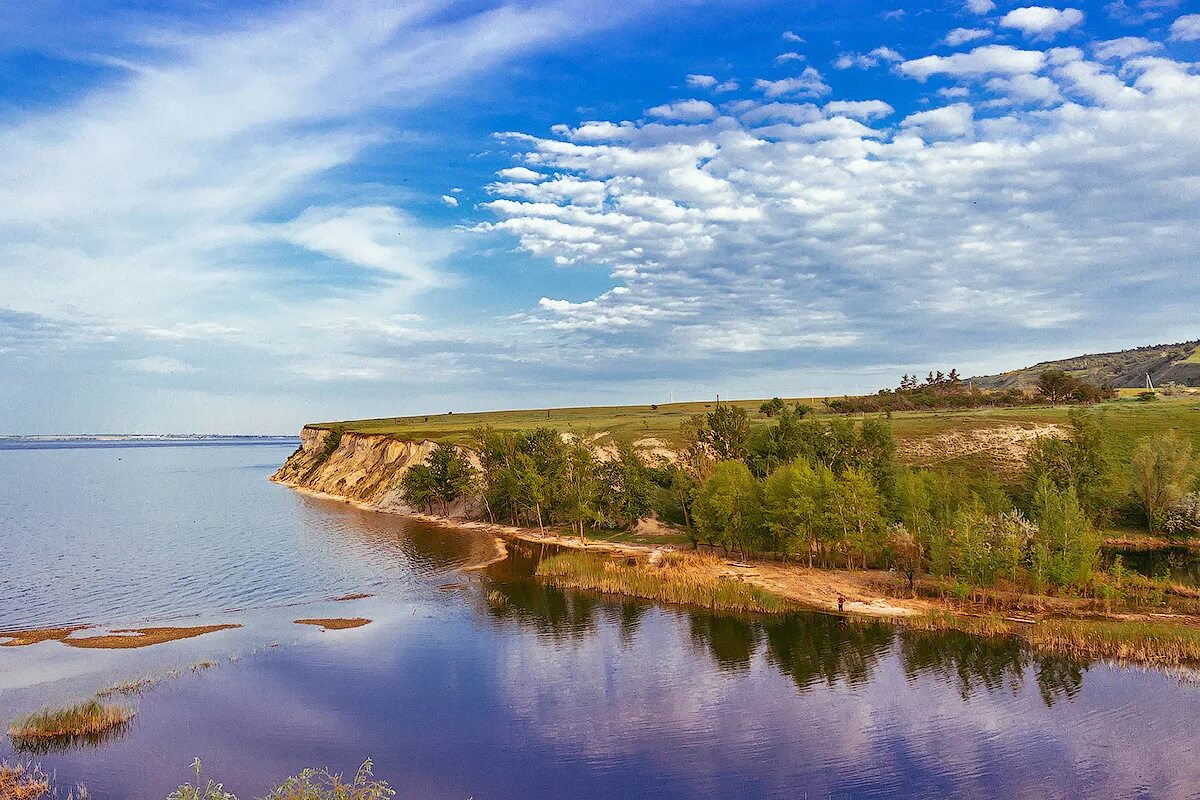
[271,427,477,515]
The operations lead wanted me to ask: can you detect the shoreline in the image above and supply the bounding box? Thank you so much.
[272,474,1200,668]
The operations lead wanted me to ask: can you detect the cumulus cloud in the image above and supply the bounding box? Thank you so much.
[1092,36,1163,59]
[945,27,992,46]
[686,74,718,88]
[754,67,831,97]
[1169,14,1200,41]
[966,0,997,12]
[646,98,718,121]
[783,31,805,42]
[478,50,1200,375]
[900,45,1046,80]
[834,47,904,70]
[822,100,895,120]
[441,194,459,206]
[775,52,805,64]
[999,6,1086,39]
[900,103,975,138]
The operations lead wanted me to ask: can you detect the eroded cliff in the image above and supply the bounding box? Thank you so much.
[271,427,476,515]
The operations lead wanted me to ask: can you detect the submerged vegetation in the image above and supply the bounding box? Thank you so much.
[9,700,134,751]
[536,552,791,614]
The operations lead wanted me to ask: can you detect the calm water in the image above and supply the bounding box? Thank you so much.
[2,444,1200,799]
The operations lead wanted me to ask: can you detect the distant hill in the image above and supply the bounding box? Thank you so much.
[973,340,1200,390]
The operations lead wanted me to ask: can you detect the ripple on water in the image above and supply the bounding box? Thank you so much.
[0,444,490,631]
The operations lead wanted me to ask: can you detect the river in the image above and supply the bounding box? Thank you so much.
[2,442,1199,799]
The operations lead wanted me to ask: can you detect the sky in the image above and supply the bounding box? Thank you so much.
[1,0,1198,434]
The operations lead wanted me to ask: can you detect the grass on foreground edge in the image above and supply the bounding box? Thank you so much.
[535,551,791,614]
[9,699,134,743]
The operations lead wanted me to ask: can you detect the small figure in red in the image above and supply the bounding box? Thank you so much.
[837,594,845,612]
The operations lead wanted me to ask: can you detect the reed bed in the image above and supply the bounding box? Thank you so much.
[0,761,51,800]
[9,700,134,748]
[536,551,791,614]
[1028,618,1200,665]
[904,610,1018,638]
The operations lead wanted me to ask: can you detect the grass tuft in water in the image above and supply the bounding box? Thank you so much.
[168,758,393,800]
[9,700,134,749]
[0,761,51,800]
[536,551,791,614]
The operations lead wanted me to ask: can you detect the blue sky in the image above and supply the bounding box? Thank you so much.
[2,0,1198,433]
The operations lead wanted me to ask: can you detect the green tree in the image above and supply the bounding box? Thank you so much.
[693,460,763,557]
[762,459,820,564]
[400,463,438,514]
[759,397,787,417]
[1030,478,1100,589]
[559,441,599,539]
[597,443,654,529]
[421,443,477,515]
[1129,431,1196,533]
[1024,409,1111,518]
[830,467,883,569]
[703,404,751,461]
[1036,369,1080,403]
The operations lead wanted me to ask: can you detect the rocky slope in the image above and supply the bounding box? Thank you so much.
[972,340,1200,389]
[271,427,478,515]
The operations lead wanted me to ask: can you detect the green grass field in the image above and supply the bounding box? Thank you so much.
[1182,345,1200,364]
[315,395,1200,471]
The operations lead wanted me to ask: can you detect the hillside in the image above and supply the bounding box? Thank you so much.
[972,340,1200,390]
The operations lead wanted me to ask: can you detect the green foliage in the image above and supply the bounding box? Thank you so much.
[761,459,821,562]
[1129,431,1196,533]
[693,460,763,556]
[702,404,750,461]
[1029,479,1101,590]
[399,443,476,515]
[1023,409,1113,519]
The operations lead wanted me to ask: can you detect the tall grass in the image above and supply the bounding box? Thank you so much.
[168,758,393,800]
[1029,618,1200,664]
[536,551,791,614]
[0,761,51,800]
[9,700,134,751]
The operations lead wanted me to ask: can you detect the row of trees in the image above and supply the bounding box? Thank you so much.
[826,369,1116,414]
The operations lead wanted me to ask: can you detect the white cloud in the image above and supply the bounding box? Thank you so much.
[754,67,831,98]
[966,0,997,12]
[899,45,1047,80]
[480,47,1200,370]
[775,52,805,64]
[835,47,904,70]
[783,31,805,42]
[441,194,459,207]
[1000,6,1086,39]
[1169,14,1200,41]
[646,99,718,121]
[822,100,895,120]
[1092,36,1163,59]
[498,167,547,182]
[900,103,975,138]
[686,74,718,88]
[945,27,992,46]
[714,80,740,92]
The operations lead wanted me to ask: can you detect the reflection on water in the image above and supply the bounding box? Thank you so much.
[1110,545,1200,586]
[4,444,1200,799]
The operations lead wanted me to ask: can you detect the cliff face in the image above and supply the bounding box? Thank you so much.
[271,427,477,516]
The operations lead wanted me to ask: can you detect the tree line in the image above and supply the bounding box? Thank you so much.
[826,369,1116,414]
[400,401,1198,596]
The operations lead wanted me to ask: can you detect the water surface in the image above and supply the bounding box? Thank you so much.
[2,444,1199,799]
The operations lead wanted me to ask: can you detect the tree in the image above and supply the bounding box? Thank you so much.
[1129,431,1196,533]
[693,460,763,558]
[399,462,438,514]
[759,397,786,417]
[1024,409,1111,519]
[559,441,599,539]
[762,459,820,564]
[424,443,477,515]
[597,443,654,529]
[830,468,883,569]
[1030,478,1099,589]
[703,404,751,461]
[1036,369,1080,403]
[889,525,923,591]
